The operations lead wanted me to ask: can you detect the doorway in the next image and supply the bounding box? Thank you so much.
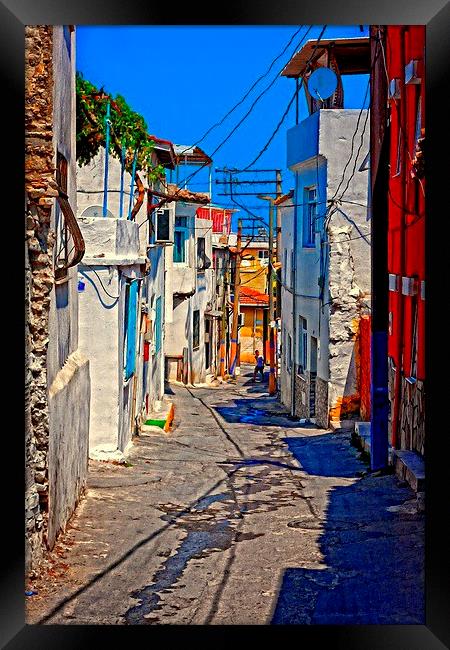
[310,336,318,417]
[205,318,211,370]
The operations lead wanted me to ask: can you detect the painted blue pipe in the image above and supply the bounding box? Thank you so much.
[370,331,389,470]
[128,149,138,220]
[119,143,125,218]
[102,100,111,217]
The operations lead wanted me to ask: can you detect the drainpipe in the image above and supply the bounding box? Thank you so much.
[291,171,299,416]
[391,27,406,451]
[370,26,390,470]
[102,100,111,217]
[119,143,125,218]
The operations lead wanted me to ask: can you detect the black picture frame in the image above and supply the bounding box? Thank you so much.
[3,0,449,647]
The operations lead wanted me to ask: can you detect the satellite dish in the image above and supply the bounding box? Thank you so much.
[307,67,338,101]
[81,205,114,218]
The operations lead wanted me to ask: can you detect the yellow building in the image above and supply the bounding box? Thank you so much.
[238,240,270,364]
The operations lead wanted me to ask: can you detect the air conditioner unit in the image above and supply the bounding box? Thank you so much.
[154,208,173,243]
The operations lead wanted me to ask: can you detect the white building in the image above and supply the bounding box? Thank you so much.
[76,144,170,458]
[164,201,217,384]
[25,26,91,570]
[279,37,371,428]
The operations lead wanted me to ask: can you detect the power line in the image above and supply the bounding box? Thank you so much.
[176,25,307,156]
[173,26,314,193]
[241,25,328,171]
[329,75,371,204]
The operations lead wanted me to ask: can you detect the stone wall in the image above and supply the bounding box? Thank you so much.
[399,378,425,457]
[291,370,328,427]
[293,370,309,420]
[25,25,91,573]
[327,226,366,423]
[315,376,329,429]
[25,25,57,572]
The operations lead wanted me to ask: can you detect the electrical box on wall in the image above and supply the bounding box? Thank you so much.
[154,208,174,243]
[405,59,421,85]
[389,78,401,99]
[402,276,418,296]
[389,274,400,292]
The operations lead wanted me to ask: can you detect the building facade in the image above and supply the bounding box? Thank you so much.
[280,37,371,428]
[25,25,91,572]
[370,26,425,471]
[76,144,170,458]
[164,205,216,384]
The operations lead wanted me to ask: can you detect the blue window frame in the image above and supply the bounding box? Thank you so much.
[174,216,188,263]
[124,280,138,381]
[154,296,162,354]
[303,187,317,247]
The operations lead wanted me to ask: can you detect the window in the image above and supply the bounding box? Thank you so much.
[55,152,69,281]
[303,187,317,247]
[258,249,269,267]
[287,334,292,373]
[193,309,200,349]
[174,216,189,263]
[55,281,70,368]
[155,209,171,242]
[298,317,308,375]
[197,236,206,270]
[154,295,162,355]
[54,151,85,282]
[123,281,138,380]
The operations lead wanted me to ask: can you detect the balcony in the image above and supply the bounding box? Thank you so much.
[287,111,319,170]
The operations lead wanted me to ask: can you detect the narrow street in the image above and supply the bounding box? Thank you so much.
[26,368,424,626]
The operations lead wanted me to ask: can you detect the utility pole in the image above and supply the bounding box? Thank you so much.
[229,218,242,378]
[275,169,283,381]
[216,167,282,391]
[258,195,276,396]
[276,169,282,262]
[219,256,228,378]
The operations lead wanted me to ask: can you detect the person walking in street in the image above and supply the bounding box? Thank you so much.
[253,350,265,382]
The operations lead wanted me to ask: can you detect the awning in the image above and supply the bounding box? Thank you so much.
[281,37,370,78]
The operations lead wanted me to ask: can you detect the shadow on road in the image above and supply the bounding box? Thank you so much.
[270,432,425,624]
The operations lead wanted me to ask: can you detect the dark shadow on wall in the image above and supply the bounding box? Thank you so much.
[270,432,425,624]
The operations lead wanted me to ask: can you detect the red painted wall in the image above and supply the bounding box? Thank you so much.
[196,207,232,234]
[386,25,425,446]
[359,315,371,421]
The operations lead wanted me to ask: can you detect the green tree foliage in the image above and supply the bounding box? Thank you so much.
[76,73,164,183]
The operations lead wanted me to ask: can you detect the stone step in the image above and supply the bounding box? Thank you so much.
[392,449,425,493]
[353,421,394,465]
[142,401,175,433]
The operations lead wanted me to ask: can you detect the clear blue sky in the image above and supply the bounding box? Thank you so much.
[76,25,369,229]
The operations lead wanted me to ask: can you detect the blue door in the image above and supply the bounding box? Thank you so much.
[124,280,138,380]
